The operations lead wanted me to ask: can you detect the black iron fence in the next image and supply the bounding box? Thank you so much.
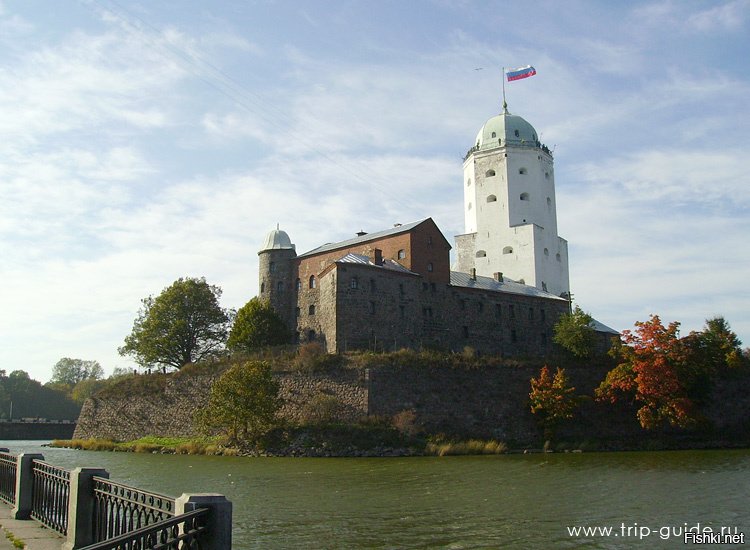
[92,477,175,542]
[81,508,209,550]
[0,449,231,549]
[31,459,71,534]
[0,451,17,505]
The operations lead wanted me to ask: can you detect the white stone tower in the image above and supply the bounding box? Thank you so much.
[455,104,570,297]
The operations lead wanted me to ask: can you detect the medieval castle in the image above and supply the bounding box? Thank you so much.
[258,104,614,355]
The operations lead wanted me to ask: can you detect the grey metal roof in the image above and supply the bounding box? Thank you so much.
[297,219,428,258]
[337,253,417,275]
[450,271,568,301]
[590,318,619,334]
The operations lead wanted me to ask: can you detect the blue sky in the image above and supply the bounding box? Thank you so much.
[1,0,748,382]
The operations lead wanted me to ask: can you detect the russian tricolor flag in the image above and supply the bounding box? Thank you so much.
[506,65,537,81]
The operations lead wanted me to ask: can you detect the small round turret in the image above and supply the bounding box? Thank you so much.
[258,226,297,336]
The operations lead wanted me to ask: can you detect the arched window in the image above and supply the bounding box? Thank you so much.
[350,277,359,289]
[520,192,530,201]
[545,172,550,179]
[514,129,520,137]
[397,249,406,260]
[519,167,527,175]
[277,281,283,292]
[260,282,265,293]
[269,261,275,273]
[427,262,434,272]
[476,250,487,258]
[309,275,316,289]
[556,253,561,262]
[544,248,549,256]
[503,246,513,255]
[308,330,316,341]
[486,194,497,203]
[485,169,496,177]
[491,131,496,138]
[308,304,316,315]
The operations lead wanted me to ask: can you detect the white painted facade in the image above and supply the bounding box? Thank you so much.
[455,107,570,297]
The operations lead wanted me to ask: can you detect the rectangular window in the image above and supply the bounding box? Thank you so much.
[528,307,534,320]
[369,301,376,314]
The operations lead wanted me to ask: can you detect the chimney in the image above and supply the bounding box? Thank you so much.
[356,230,367,237]
[470,268,476,280]
[372,248,383,266]
[494,272,503,282]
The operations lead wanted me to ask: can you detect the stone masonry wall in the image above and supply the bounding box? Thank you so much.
[74,363,750,447]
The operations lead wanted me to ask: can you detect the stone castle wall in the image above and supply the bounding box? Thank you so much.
[73,363,750,447]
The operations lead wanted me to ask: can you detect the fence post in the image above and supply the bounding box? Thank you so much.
[175,493,232,550]
[63,467,109,550]
[12,453,44,519]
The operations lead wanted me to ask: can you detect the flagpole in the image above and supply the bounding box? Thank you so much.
[501,66,506,112]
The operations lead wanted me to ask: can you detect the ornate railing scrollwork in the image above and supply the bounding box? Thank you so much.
[0,452,17,505]
[30,459,71,534]
[92,476,176,543]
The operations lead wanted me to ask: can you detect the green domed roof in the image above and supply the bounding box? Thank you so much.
[474,109,538,151]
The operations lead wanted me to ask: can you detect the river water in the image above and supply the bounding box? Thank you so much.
[2,441,748,549]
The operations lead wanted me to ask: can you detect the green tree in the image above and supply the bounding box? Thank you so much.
[50,358,104,386]
[227,297,291,353]
[196,361,281,444]
[119,277,230,370]
[71,378,108,405]
[553,306,596,358]
[529,366,577,441]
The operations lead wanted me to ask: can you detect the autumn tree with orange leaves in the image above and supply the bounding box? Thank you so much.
[596,315,699,429]
[529,366,578,441]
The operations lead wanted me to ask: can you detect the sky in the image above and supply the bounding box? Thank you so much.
[1,0,748,383]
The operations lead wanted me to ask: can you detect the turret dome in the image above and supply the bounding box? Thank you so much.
[260,227,295,252]
[474,110,539,152]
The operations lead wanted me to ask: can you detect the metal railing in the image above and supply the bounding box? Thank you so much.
[81,507,209,550]
[0,451,17,505]
[92,477,176,543]
[30,459,71,535]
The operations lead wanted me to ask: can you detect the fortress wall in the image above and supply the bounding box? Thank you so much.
[73,363,750,447]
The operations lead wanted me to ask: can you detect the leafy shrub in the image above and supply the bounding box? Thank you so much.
[392,409,420,437]
[292,343,343,372]
[300,393,343,425]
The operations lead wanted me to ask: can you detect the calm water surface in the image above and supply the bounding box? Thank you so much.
[3,441,748,549]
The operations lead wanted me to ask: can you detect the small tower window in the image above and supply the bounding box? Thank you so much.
[369,301,376,314]
[295,307,300,318]
[309,275,316,289]
[269,262,276,273]
[547,197,552,209]
[503,246,513,254]
[514,129,520,137]
[486,194,497,203]
[397,249,406,260]
[519,167,527,175]
[308,330,316,341]
[491,131,496,138]
[545,172,550,179]
[485,169,496,177]
[351,277,359,289]
[370,279,376,292]
[308,304,316,315]
[520,192,530,201]
[544,248,549,256]
[466,178,472,187]
[467,202,472,210]
[476,250,487,258]
[556,253,561,262]
[295,278,301,291]
[277,281,283,292]
[427,262,434,272]
[260,282,265,293]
